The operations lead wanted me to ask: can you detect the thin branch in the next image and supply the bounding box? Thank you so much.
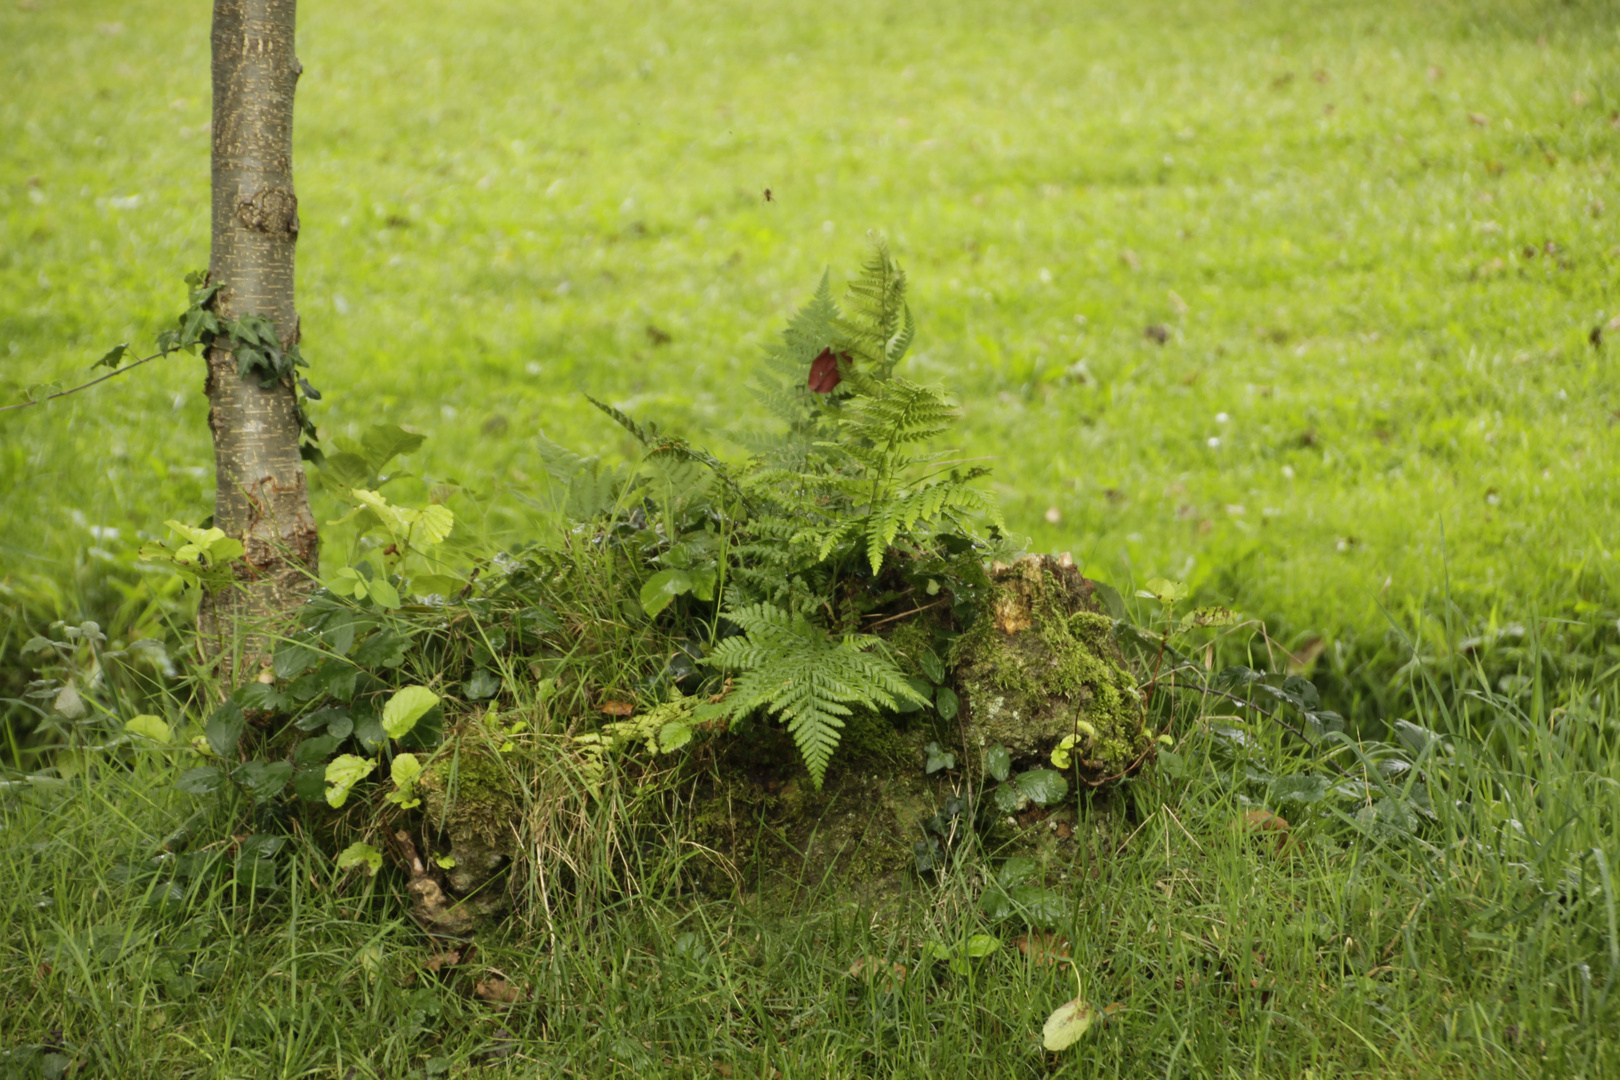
[0,347,179,415]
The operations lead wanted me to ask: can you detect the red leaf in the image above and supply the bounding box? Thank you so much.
[808,348,844,394]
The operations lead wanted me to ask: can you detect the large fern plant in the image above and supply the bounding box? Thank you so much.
[562,238,1005,788]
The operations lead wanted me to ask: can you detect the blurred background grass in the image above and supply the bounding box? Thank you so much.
[3,0,1618,708]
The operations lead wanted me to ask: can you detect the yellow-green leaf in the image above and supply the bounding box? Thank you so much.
[336,841,383,876]
[410,504,454,546]
[325,754,376,808]
[382,686,438,739]
[125,714,174,744]
[1042,996,1098,1051]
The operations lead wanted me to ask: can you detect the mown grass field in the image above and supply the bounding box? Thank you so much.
[3,0,1620,1077]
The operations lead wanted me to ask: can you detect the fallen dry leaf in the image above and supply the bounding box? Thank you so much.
[1233,809,1297,856]
[1468,111,1490,127]
[599,700,634,717]
[1015,932,1072,967]
[848,956,909,991]
[474,976,526,1005]
[424,948,464,973]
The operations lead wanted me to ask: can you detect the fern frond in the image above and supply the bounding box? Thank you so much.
[703,603,924,787]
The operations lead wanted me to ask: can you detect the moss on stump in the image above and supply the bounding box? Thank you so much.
[951,554,1148,784]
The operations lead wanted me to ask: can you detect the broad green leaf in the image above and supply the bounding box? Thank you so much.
[124,714,173,744]
[979,885,1014,921]
[409,504,454,546]
[291,765,328,802]
[919,649,946,685]
[934,685,959,721]
[336,841,383,876]
[366,576,401,610]
[411,573,462,598]
[964,933,1001,958]
[1014,768,1069,806]
[687,567,717,602]
[208,537,245,562]
[293,734,342,765]
[382,686,438,739]
[387,752,424,808]
[165,519,226,549]
[390,753,423,787]
[53,683,87,720]
[640,568,693,617]
[321,451,373,490]
[325,754,377,807]
[358,423,426,473]
[985,744,1012,783]
[1043,996,1098,1051]
[326,566,365,598]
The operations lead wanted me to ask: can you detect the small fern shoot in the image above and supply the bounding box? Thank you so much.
[701,603,926,788]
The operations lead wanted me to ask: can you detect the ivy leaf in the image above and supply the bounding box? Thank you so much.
[325,754,376,808]
[986,744,1012,783]
[993,783,1025,812]
[996,857,1039,889]
[462,669,502,700]
[1270,774,1331,805]
[924,741,956,774]
[336,841,383,876]
[293,734,342,765]
[234,760,293,798]
[382,686,439,740]
[1008,885,1074,927]
[176,766,224,795]
[206,700,246,758]
[92,343,129,370]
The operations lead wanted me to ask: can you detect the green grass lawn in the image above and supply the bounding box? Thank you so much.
[4,0,1618,653]
[4,0,1620,1076]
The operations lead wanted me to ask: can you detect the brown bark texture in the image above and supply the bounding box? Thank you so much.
[201,0,318,655]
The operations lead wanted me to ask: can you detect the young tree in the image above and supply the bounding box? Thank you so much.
[202,0,318,654]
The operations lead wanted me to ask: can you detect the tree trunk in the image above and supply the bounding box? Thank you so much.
[201,0,318,662]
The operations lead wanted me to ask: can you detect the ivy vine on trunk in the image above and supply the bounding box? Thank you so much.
[202,0,319,660]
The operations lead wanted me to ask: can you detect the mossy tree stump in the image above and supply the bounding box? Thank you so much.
[951,553,1149,784]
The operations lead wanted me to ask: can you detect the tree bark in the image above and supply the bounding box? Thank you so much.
[202,0,318,659]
